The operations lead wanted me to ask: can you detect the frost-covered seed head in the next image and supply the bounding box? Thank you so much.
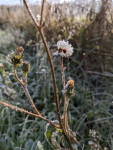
[8,50,23,67]
[53,40,73,58]
[21,61,31,75]
[62,79,74,96]
[67,80,74,88]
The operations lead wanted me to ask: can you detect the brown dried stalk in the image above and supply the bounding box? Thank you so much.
[61,57,68,131]
[0,100,60,128]
[14,68,41,116]
[40,0,45,26]
[61,57,66,90]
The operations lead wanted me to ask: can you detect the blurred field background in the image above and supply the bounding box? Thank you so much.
[0,0,113,149]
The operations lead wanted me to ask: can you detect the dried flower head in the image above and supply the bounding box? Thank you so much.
[53,40,73,58]
[62,79,74,96]
[8,50,23,67]
[89,129,100,139]
[67,80,74,88]
[17,46,24,54]
[21,61,31,76]
[89,130,101,150]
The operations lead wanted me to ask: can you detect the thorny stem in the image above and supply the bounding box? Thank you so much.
[0,100,60,128]
[23,0,74,149]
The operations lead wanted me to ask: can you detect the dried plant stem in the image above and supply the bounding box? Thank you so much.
[14,68,24,86]
[0,100,60,128]
[60,57,68,130]
[61,57,65,90]
[23,86,41,116]
[14,68,41,116]
[64,97,69,131]
[40,0,45,26]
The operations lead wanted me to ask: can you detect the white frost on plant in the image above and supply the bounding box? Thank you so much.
[89,129,97,138]
[53,40,74,58]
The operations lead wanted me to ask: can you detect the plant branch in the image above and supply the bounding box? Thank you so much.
[40,0,45,26]
[14,68,41,116]
[64,97,69,131]
[60,57,68,131]
[14,68,24,86]
[61,57,65,90]
[23,0,40,28]
[0,100,60,128]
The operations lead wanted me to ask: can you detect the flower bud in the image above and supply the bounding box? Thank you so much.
[17,46,24,54]
[63,79,74,97]
[8,51,23,67]
[21,61,31,76]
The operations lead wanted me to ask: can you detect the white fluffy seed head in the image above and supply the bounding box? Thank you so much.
[53,40,74,58]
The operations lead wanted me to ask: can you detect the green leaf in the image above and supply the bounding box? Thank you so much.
[45,120,63,149]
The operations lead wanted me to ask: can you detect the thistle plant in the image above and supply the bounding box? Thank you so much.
[0,0,80,149]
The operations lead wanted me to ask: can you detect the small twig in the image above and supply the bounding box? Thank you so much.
[14,68,24,86]
[40,0,45,26]
[14,68,41,116]
[23,86,42,116]
[61,57,65,90]
[0,100,60,128]
[87,71,113,78]
[23,0,40,28]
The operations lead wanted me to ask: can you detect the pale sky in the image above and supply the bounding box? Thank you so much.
[0,0,75,5]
